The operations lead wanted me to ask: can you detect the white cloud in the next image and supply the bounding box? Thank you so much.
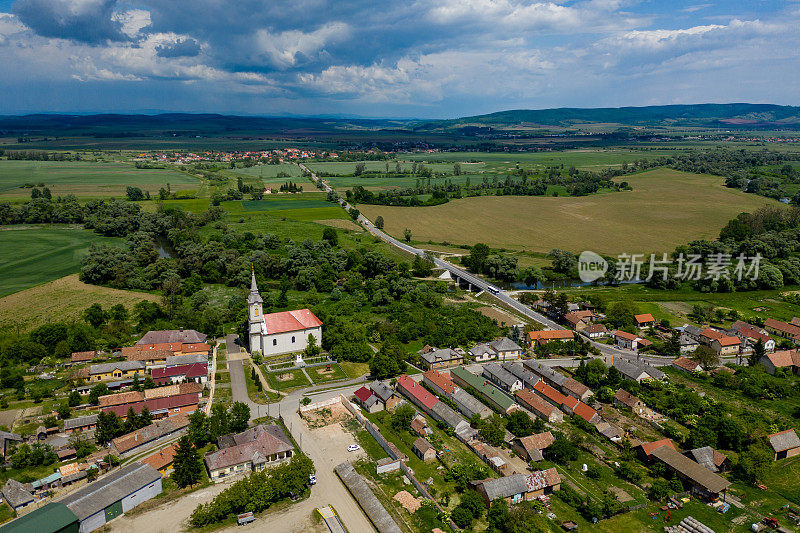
[252,22,350,68]
[114,9,151,38]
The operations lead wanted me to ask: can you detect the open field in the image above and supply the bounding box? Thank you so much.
[230,162,303,179]
[360,168,781,254]
[0,160,198,199]
[0,225,121,297]
[0,274,159,333]
[405,149,678,170]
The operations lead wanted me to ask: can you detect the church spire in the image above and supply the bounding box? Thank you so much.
[248,268,262,304]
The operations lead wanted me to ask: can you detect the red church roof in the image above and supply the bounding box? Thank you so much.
[263,309,323,335]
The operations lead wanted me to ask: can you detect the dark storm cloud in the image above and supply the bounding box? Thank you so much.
[12,0,127,43]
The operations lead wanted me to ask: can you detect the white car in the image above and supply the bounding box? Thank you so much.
[308,474,317,485]
[347,444,361,452]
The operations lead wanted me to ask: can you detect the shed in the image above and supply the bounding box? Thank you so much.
[0,502,79,533]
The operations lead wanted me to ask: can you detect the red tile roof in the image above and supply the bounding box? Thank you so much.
[527,330,574,342]
[515,388,555,416]
[612,330,639,341]
[561,395,579,410]
[263,309,322,335]
[422,369,456,395]
[634,313,655,325]
[533,381,567,406]
[763,350,800,368]
[397,375,439,410]
[71,351,96,363]
[141,444,177,470]
[640,438,675,457]
[700,328,723,341]
[765,319,800,337]
[672,357,701,372]
[354,386,373,403]
[572,402,598,423]
[102,392,199,418]
[715,335,741,347]
[151,363,207,380]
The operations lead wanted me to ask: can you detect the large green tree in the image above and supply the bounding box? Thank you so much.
[173,435,204,488]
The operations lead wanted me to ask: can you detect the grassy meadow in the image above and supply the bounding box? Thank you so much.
[0,160,198,199]
[0,274,158,334]
[0,225,121,297]
[358,168,781,254]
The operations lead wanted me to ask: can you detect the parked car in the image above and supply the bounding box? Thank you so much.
[347,444,361,452]
[308,474,317,485]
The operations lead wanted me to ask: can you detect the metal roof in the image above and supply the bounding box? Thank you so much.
[0,502,77,533]
[60,463,161,520]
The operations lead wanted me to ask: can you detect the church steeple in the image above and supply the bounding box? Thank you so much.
[248,268,263,304]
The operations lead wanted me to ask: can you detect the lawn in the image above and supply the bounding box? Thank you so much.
[0,225,122,297]
[339,361,370,380]
[264,368,311,391]
[0,273,159,334]
[0,160,197,199]
[358,168,782,254]
[306,363,348,384]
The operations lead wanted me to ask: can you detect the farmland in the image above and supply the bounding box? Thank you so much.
[359,168,781,254]
[0,160,198,199]
[0,273,158,334]
[0,225,121,297]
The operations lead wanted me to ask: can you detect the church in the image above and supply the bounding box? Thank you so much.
[248,271,323,356]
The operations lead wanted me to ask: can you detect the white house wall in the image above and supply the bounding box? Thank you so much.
[261,326,322,356]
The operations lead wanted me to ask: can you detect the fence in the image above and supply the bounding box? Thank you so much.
[300,395,342,414]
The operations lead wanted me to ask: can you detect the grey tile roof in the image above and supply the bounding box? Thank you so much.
[502,362,541,389]
[523,359,567,387]
[489,337,522,352]
[612,358,665,381]
[89,361,146,375]
[165,354,208,367]
[650,445,730,494]
[482,363,521,389]
[370,381,395,402]
[769,429,800,453]
[205,424,293,472]
[450,388,491,419]
[136,329,207,345]
[479,474,528,500]
[470,344,496,357]
[63,415,98,431]
[2,479,33,509]
[685,446,726,473]
[420,348,461,365]
[61,463,161,520]
[680,335,699,346]
[684,325,703,338]
[430,401,468,430]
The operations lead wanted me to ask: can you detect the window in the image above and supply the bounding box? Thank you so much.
[291,336,296,343]
[273,339,277,346]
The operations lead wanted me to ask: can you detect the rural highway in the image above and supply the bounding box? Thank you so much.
[299,164,687,367]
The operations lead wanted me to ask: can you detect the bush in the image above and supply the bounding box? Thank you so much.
[451,506,473,528]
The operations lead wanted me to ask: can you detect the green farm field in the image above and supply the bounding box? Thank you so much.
[359,168,781,254]
[405,149,678,170]
[0,225,120,297]
[0,160,198,199]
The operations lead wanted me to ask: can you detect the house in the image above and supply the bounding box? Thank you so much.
[634,313,656,329]
[683,325,704,341]
[671,357,703,373]
[729,324,775,352]
[29,471,63,494]
[412,438,436,462]
[451,388,493,420]
[513,431,554,462]
[2,479,34,511]
[487,337,524,360]
[564,311,589,330]
[470,343,497,362]
[482,363,523,394]
[151,363,208,385]
[101,386,201,420]
[572,401,600,424]
[111,414,190,456]
[767,429,800,460]
[450,367,516,413]
[698,328,723,345]
[679,335,700,354]
[613,389,645,414]
[354,386,382,413]
[164,354,208,367]
[710,335,741,356]
[524,468,561,498]
[88,361,146,382]
[0,502,79,533]
[396,375,439,413]
[70,351,98,366]
[611,330,650,352]
[562,378,592,402]
[523,359,567,389]
[684,446,730,473]
[532,381,567,409]
[369,381,401,410]
[410,414,432,437]
[205,424,294,481]
[472,474,528,506]
[64,415,98,435]
[526,329,574,346]
[759,350,800,375]
[137,329,207,345]
[141,444,177,476]
[422,369,456,397]
[60,462,162,533]
[122,349,171,367]
[637,438,676,463]
[583,323,608,339]
[764,318,800,343]
[0,431,22,457]
[514,388,563,423]
[650,445,730,501]
[612,358,665,382]
[502,362,541,390]
[594,421,623,443]
[57,448,78,461]
[419,348,463,370]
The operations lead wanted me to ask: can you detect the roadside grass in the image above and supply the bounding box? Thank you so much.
[243,360,281,403]
[339,362,369,380]
[0,273,159,334]
[0,502,13,525]
[0,160,197,199]
[358,168,781,255]
[0,225,123,297]
[264,369,311,391]
[306,363,347,384]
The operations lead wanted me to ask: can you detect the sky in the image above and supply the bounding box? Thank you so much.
[0,0,798,118]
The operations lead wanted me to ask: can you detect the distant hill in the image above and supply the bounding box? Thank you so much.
[416,103,800,131]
